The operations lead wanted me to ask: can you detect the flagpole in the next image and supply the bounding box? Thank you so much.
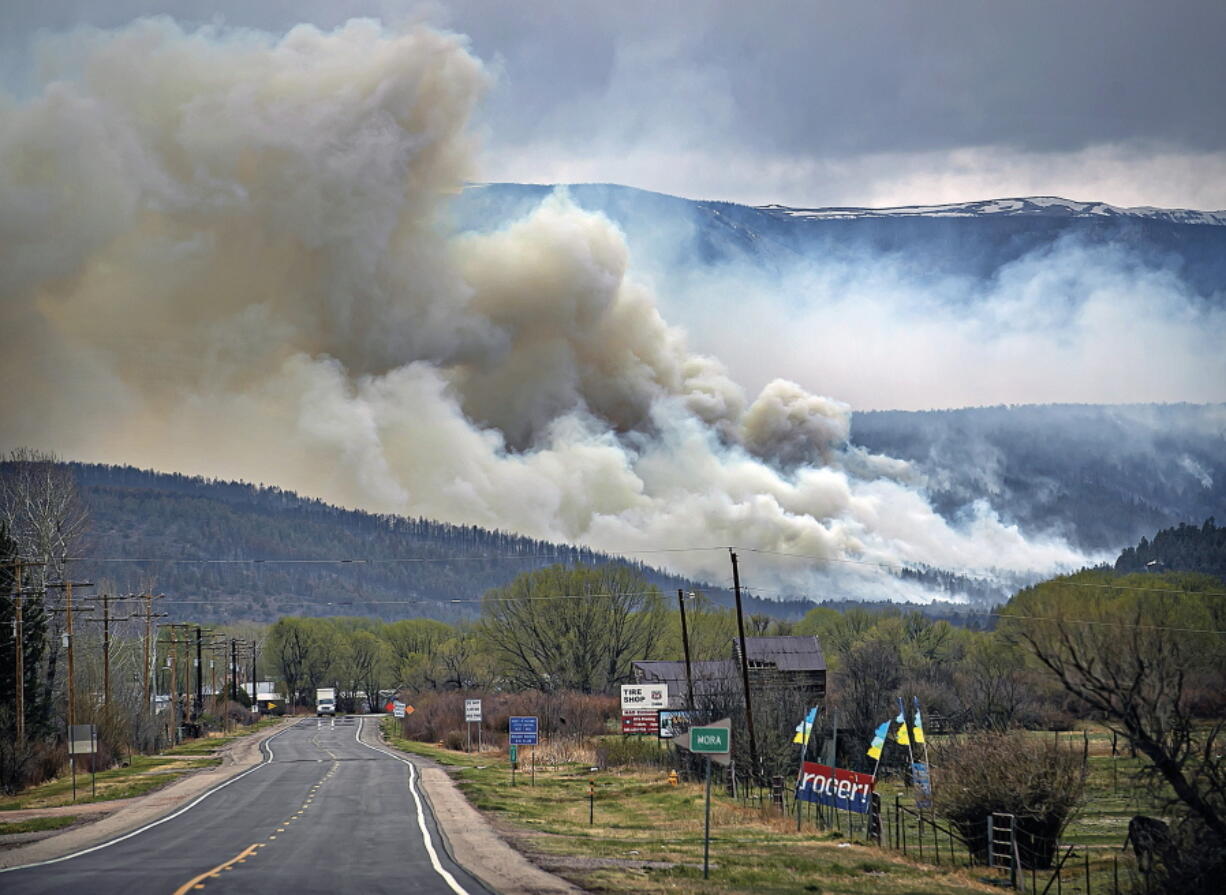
[913,696,931,767]
[794,706,819,831]
[913,696,933,796]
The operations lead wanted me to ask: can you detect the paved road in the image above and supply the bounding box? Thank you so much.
[0,717,491,894]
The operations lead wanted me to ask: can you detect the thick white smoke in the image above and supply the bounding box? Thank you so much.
[0,18,1090,598]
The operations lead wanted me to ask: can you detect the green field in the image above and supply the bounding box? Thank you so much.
[383,720,1008,895]
[380,720,1161,895]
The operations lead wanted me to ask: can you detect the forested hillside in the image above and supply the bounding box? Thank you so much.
[850,403,1225,552]
[68,463,815,623]
[1114,518,1226,578]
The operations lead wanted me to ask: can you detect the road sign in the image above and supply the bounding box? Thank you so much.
[393,700,406,719]
[509,715,539,745]
[677,717,732,764]
[465,698,482,722]
[69,724,96,756]
[509,744,518,763]
[620,684,668,712]
[690,726,730,753]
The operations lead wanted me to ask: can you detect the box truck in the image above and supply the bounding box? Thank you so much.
[316,687,337,716]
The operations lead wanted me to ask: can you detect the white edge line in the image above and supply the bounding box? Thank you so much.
[0,723,292,874]
[355,716,471,895]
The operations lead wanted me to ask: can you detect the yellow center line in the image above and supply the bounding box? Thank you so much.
[173,843,261,895]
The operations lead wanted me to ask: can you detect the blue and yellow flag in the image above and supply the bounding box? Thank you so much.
[866,719,890,760]
[912,696,926,745]
[793,706,820,745]
[895,698,911,746]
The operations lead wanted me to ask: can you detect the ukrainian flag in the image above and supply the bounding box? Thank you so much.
[793,706,820,745]
[866,719,890,759]
[895,700,911,746]
[912,697,926,745]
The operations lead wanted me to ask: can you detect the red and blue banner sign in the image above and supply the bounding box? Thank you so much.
[796,761,875,814]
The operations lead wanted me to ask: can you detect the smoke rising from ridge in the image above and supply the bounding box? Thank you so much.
[0,18,1092,598]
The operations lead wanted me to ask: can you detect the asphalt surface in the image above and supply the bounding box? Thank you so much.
[0,717,492,895]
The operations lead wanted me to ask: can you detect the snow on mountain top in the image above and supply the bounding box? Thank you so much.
[756,196,1226,226]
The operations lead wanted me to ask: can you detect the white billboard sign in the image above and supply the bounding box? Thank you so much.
[620,684,668,712]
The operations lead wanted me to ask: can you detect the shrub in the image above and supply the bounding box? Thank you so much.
[934,730,1087,869]
[398,689,618,754]
[594,735,668,769]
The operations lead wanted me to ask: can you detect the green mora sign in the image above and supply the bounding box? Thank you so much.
[690,726,730,753]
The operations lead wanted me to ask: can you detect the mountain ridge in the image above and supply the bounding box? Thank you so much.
[756,195,1226,226]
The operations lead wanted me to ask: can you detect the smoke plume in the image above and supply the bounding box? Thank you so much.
[0,18,1091,599]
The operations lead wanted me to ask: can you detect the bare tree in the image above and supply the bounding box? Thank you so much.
[480,564,666,693]
[0,449,89,737]
[830,637,902,766]
[1007,573,1226,887]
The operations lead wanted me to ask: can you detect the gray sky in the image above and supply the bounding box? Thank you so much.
[4,0,1225,208]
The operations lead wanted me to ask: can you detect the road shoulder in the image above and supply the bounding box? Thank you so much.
[360,718,582,895]
[0,719,293,870]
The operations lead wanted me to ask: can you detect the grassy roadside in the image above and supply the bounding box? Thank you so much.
[381,719,999,895]
[0,816,79,835]
[0,718,283,811]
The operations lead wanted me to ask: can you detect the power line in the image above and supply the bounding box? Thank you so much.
[990,610,1226,636]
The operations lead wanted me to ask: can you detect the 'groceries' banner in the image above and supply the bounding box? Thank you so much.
[796,762,874,814]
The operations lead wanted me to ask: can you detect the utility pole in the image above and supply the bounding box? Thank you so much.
[230,638,239,704]
[158,623,193,741]
[140,593,166,711]
[194,626,204,722]
[677,589,696,712]
[47,579,94,800]
[102,593,110,710]
[10,559,24,742]
[66,580,75,738]
[80,593,136,714]
[250,640,259,711]
[729,550,760,782]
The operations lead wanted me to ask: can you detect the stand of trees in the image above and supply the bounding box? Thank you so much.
[1003,570,1226,891]
[1114,517,1225,579]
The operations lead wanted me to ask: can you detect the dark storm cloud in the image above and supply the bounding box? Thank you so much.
[3,2,1223,206]
[440,0,1226,155]
[8,1,1224,152]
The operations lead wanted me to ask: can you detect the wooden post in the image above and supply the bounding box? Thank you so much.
[703,756,712,879]
[11,560,23,742]
[729,550,759,781]
[66,580,76,800]
[677,589,695,712]
[102,593,111,710]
